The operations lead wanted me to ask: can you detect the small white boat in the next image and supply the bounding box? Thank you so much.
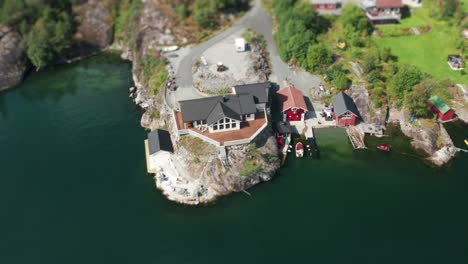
[295,142,304,158]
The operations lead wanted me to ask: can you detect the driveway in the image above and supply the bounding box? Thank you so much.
[170,0,322,109]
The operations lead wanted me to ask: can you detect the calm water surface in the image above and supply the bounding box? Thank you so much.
[1,54,467,263]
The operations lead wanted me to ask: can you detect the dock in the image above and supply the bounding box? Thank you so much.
[346,126,366,149]
[144,139,158,174]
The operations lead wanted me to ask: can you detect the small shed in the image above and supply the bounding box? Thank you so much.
[428,96,455,121]
[235,38,246,52]
[276,86,308,122]
[332,92,360,126]
[148,129,174,156]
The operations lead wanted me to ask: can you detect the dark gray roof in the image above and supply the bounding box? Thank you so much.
[179,94,256,125]
[206,102,240,125]
[332,92,360,117]
[148,129,173,154]
[275,121,292,134]
[233,82,270,104]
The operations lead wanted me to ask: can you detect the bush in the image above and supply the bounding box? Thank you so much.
[240,160,262,177]
[305,43,333,73]
[140,53,168,95]
[193,0,219,28]
[333,72,350,91]
[174,4,189,18]
[388,64,423,99]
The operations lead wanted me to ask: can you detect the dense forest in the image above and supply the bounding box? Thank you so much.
[0,0,75,69]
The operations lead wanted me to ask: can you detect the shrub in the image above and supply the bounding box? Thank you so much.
[333,72,350,91]
[240,160,262,177]
[305,43,333,73]
[174,4,189,18]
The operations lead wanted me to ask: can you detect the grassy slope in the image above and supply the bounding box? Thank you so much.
[373,2,468,85]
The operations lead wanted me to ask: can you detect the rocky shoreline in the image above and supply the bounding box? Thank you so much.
[0,0,465,204]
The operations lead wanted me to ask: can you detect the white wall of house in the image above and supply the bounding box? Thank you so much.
[245,113,255,121]
[208,117,241,133]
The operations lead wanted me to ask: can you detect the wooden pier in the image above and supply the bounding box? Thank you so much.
[144,140,158,174]
[346,127,367,149]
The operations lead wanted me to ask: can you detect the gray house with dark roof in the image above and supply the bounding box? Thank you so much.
[332,92,360,126]
[232,82,270,111]
[179,94,258,133]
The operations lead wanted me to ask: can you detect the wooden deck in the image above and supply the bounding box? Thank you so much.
[346,126,367,149]
[144,139,158,174]
[175,112,267,145]
[174,111,184,130]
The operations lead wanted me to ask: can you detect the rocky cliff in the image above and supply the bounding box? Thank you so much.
[67,0,115,60]
[388,108,458,166]
[0,25,27,91]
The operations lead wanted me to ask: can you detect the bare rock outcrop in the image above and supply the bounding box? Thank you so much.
[349,84,386,126]
[0,25,27,91]
[68,0,115,59]
[388,108,458,166]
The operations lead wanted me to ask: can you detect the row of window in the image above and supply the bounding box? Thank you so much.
[212,122,237,131]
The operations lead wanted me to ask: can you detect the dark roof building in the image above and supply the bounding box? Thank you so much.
[332,92,360,117]
[179,94,256,125]
[148,129,174,154]
[275,121,292,134]
[332,92,360,126]
[232,82,270,104]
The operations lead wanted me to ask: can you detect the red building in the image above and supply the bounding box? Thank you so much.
[428,95,455,122]
[310,0,341,10]
[332,92,360,126]
[277,86,308,122]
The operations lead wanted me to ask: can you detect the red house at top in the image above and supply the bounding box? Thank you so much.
[277,86,308,122]
[332,92,360,126]
[428,95,455,122]
[310,0,341,11]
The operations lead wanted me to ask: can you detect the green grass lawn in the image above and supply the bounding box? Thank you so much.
[373,3,468,85]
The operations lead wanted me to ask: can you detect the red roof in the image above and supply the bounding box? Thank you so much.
[276,86,308,112]
[376,0,403,8]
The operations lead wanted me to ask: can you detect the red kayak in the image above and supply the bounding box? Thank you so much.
[377,145,390,151]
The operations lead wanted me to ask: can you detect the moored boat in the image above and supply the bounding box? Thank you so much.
[464,139,468,146]
[295,142,304,157]
[377,145,390,152]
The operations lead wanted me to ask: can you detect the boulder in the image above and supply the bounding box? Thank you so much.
[0,25,27,91]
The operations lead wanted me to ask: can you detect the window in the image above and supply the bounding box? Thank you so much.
[213,125,217,130]
[226,124,230,129]
[219,125,224,130]
[232,122,237,128]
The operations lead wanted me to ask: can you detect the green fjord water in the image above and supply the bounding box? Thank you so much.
[1,54,468,263]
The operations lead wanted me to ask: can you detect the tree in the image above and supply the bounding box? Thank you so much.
[380,47,392,62]
[341,4,371,34]
[24,8,72,69]
[333,72,350,91]
[305,43,333,73]
[193,0,218,28]
[388,64,423,99]
[404,79,435,117]
[362,51,379,74]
